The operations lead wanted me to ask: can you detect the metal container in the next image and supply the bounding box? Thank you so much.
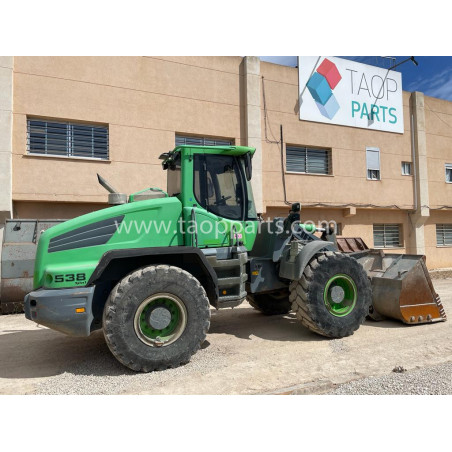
[1,219,65,312]
[356,250,446,324]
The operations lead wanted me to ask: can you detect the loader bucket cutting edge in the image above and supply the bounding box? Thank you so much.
[356,251,447,325]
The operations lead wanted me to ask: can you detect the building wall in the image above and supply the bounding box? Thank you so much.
[424,95,452,209]
[259,62,414,210]
[13,201,107,219]
[0,57,13,295]
[12,56,245,204]
[3,56,452,270]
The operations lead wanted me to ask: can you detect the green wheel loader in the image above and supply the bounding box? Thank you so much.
[24,145,446,372]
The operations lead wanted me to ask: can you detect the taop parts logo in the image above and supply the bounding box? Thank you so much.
[306,58,342,120]
[299,56,404,133]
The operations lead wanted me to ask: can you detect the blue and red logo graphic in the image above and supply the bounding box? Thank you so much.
[306,58,342,120]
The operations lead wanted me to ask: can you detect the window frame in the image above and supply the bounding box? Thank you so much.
[366,147,381,181]
[27,118,109,161]
[193,153,251,222]
[373,223,403,249]
[445,163,452,183]
[436,224,452,247]
[285,145,332,176]
[401,161,412,176]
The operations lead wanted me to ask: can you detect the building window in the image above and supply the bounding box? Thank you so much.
[366,147,381,180]
[286,145,331,175]
[436,224,452,247]
[446,164,452,183]
[175,135,233,147]
[401,161,412,176]
[27,119,109,160]
[373,224,402,248]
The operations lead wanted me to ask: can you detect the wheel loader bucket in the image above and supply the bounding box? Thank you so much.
[355,251,446,324]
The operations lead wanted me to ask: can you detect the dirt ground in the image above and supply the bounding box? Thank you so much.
[0,279,451,395]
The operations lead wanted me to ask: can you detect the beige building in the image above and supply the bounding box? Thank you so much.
[1,56,452,269]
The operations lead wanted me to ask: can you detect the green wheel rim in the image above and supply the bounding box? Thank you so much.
[134,293,187,347]
[323,274,357,317]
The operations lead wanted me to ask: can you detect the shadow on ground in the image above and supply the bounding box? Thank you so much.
[0,328,127,379]
[209,307,324,342]
[0,308,324,380]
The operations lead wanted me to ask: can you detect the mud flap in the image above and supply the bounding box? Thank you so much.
[356,251,447,325]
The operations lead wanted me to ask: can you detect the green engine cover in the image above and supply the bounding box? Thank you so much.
[34,196,184,289]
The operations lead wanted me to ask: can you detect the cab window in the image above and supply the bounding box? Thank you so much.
[194,154,244,221]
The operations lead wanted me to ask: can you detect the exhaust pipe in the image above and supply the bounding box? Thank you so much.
[97,174,128,205]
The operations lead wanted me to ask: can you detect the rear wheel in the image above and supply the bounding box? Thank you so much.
[290,251,372,338]
[247,290,292,315]
[103,264,210,372]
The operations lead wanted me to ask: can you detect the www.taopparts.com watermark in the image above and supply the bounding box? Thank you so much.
[114,217,339,239]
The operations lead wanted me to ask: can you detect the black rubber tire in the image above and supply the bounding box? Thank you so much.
[103,264,210,372]
[290,251,372,338]
[247,290,292,315]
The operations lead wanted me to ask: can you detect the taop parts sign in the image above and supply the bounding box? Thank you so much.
[298,56,404,133]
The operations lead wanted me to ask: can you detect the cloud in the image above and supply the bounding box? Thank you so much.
[407,67,452,101]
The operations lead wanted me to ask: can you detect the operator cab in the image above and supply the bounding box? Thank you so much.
[162,146,257,222]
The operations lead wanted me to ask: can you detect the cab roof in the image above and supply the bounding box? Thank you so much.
[174,144,255,156]
[159,145,255,168]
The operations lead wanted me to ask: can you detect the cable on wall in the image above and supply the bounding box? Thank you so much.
[261,76,280,144]
[279,124,293,206]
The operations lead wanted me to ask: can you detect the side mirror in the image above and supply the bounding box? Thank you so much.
[244,152,252,181]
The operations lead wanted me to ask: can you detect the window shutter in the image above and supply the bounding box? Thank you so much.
[175,135,232,147]
[286,146,330,175]
[27,119,108,159]
[373,224,401,248]
[286,147,307,173]
[366,147,380,170]
[436,224,452,246]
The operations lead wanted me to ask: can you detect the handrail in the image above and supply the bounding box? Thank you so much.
[191,208,198,247]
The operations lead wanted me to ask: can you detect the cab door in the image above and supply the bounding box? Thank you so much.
[182,153,254,249]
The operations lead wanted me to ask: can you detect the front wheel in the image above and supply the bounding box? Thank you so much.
[290,251,372,338]
[103,265,210,372]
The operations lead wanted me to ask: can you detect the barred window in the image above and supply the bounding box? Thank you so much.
[366,147,381,180]
[436,224,452,246]
[176,135,233,147]
[373,224,402,248]
[27,119,109,160]
[286,146,331,175]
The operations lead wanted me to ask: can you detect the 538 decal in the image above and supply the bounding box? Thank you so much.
[54,273,86,284]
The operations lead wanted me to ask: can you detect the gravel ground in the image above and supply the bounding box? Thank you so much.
[1,279,451,395]
[33,332,233,395]
[329,361,452,395]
